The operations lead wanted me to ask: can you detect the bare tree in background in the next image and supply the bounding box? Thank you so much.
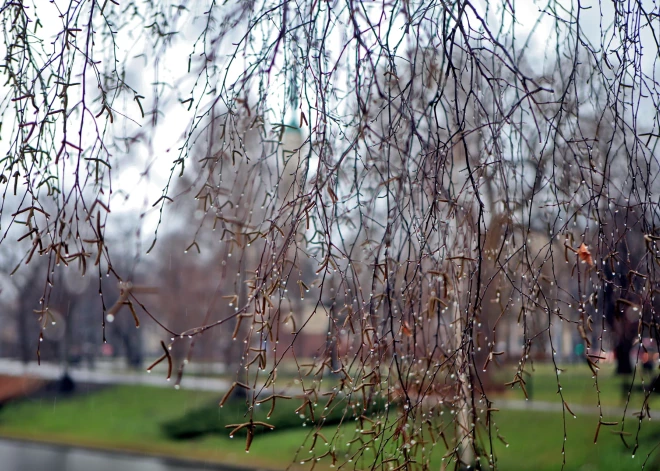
[2,0,660,469]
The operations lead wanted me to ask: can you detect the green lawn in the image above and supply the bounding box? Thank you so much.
[489,409,660,471]
[1,366,660,470]
[0,385,308,470]
[320,408,660,471]
[493,361,660,409]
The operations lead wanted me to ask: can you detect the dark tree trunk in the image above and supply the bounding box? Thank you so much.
[614,336,633,375]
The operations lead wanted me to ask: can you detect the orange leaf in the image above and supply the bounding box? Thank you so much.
[402,321,413,337]
[577,243,594,266]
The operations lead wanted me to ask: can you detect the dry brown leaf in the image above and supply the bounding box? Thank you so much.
[577,243,594,266]
[327,186,338,204]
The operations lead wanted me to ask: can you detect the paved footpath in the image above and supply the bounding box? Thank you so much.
[0,359,231,391]
[494,399,635,418]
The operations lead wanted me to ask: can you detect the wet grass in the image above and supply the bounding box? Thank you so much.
[293,406,660,471]
[1,369,660,470]
[493,361,660,410]
[0,385,306,470]
[490,408,660,471]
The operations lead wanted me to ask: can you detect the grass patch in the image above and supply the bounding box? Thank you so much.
[1,371,660,470]
[275,406,660,471]
[0,385,307,470]
[493,361,660,409]
[489,409,660,471]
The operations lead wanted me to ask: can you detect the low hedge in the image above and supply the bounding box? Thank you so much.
[162,390,388,439]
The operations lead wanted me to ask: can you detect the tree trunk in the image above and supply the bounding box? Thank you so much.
[454,300,473,468]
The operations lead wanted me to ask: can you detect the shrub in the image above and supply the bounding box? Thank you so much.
[162,391,388,440]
